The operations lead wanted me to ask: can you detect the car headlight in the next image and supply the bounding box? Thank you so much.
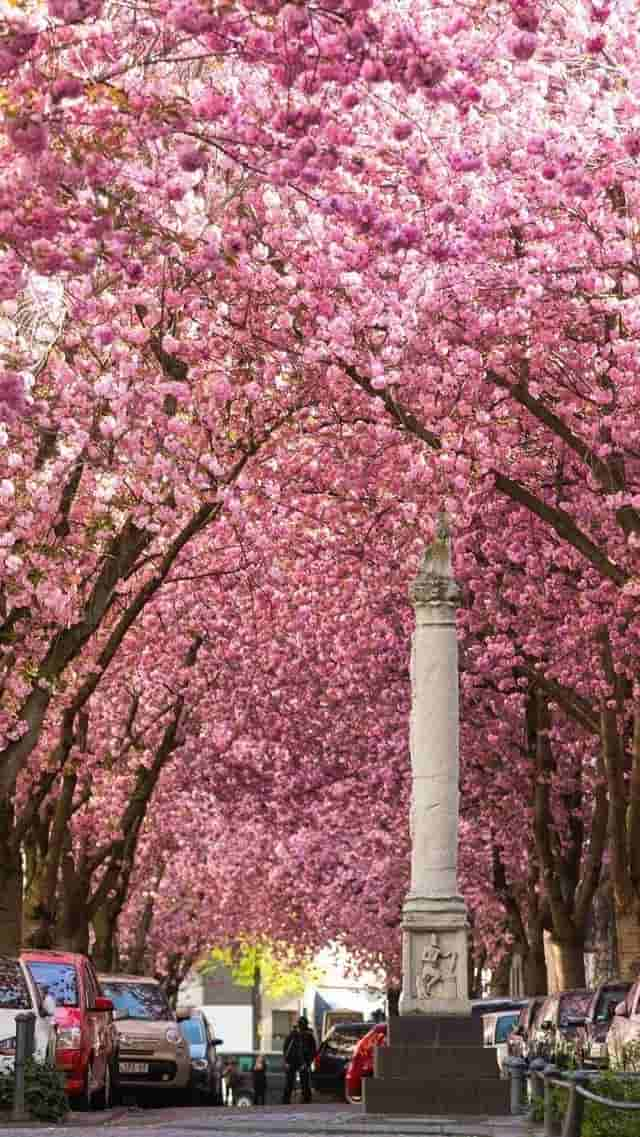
[166,1026,183,1046]
[191,1059,208,1070]
[0,1037,16,1055]
[57,1026,82,1050]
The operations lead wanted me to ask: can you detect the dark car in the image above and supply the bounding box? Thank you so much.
[177,1008,224,1102]
[530,989,593,1063]
[575,980,632,1068]
[311,1021,378,1098]
[219,1051,286,1106]
[507,997,545,1061]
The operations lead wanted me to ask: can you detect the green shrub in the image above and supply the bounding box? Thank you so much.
[530,1085,569,1124]
[0,1059,68,1122]
[582,1071,640,1137]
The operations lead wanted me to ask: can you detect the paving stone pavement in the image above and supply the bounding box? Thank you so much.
[0,1102,540,1137]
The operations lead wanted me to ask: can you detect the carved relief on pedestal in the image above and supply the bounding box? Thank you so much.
[414,933,459,1000]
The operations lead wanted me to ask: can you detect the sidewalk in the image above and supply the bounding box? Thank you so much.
[0,1102,543,1136]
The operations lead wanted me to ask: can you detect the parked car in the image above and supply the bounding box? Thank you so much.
[507,997,545,1061]
[311,1020,378,1098]
[606,979,640,1068]
[0,957,57,1074]
[482,1007,524,1072]
[218,1050,287,1106]
[529,989,593,1063]
[344,1023,387,1103]
[177,1007,223,1102]
[99,974,190,1095]
[22,949,116,1109]
[575,979,631,1068]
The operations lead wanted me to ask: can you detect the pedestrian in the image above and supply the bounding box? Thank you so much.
[282,1015,317,1104]
[222,1057,240,1106]
[252,1054,267,1106]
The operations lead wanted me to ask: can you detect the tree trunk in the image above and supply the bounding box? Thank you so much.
[523,935,548,996]
[615,906,640,980]
[55,843,90,954]
[22,852,56,948]
[547,935,586,990]
[91,906,118,973]
[592,879,618,982]
[0,847,22,954]
[387,987,400,1017]
[490,951,512,997]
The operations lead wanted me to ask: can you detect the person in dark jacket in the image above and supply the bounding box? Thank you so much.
[282,1016,317,1103]
[252,1055,267,1106]
[223,1058,240,1105]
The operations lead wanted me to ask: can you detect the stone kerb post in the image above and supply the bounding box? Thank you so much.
[399,519,471,1016]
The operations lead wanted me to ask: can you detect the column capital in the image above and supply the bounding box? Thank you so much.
[409,518,461,610]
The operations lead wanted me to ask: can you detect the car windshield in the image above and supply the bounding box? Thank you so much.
[180,1018,205,1045]
[559,993,591,1026]
[595,988,629,1023]
[26,960,77,1008]
[101,981,171,1021]
[0,959,31,1010]
[495,1013,520,1043]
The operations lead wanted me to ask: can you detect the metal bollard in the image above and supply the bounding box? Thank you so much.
[12,1011,36,1122]
[529,1056,546,1113]
[543,1064,559,1137]
[506,1057,527,1115]
[561,1073,587,1137]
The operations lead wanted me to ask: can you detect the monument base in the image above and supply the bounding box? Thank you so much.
[399,894,471,1015]
[363,1015,510,1116]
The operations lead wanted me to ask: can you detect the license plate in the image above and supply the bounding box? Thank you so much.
[119,1061,149,1074]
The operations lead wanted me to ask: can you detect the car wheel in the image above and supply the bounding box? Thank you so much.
[236,1094,253,1108]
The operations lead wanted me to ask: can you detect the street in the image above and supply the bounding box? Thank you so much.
[0,1102,534,1137]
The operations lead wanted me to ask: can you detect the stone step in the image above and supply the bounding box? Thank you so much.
[376,1044,499,1080]
[363,1076,511,1116]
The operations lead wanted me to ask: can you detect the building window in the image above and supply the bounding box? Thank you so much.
[272,1010,297,1052]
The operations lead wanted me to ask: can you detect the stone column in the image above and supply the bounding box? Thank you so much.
[399,520,471,1016]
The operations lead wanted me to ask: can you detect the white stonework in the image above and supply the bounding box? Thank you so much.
[399,521,471,1016]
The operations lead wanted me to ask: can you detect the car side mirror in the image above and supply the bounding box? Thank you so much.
[614,1001,629,1018]
[94,996,113,1013]
[113,1008,129,1021]
[213,1038,223,1046]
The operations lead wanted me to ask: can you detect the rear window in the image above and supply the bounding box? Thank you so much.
[559,992,591,1026]
[101,980,171,1021]
[0,959,31,1010]
[495,1013,520,1043]
[26,960,78,1008]
[323,1026,368,1058]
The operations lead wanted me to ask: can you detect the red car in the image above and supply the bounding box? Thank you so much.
[344,1023,387,1103]
[22,950,117,1109]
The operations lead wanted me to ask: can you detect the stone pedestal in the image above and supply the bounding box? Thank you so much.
[400,897,471,1015]
[365,520,508,1116]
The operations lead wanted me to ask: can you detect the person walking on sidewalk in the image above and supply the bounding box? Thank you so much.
[282,1016,317,1104]
[252,1054,267,1106]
